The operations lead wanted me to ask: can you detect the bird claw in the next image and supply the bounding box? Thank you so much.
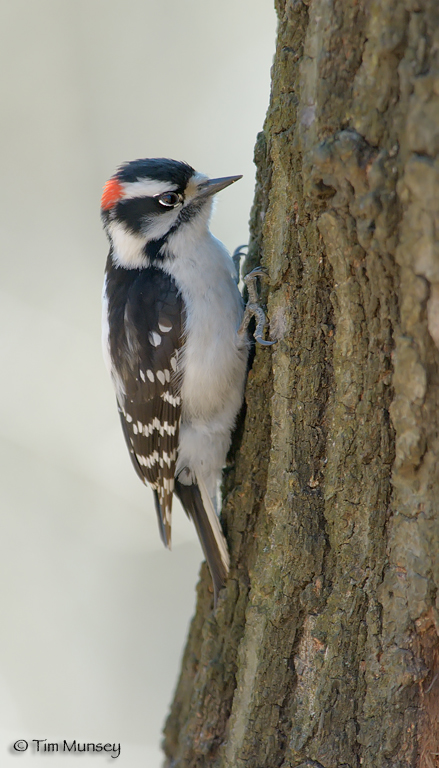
[232,244,248,284]
[239,266,276,346]
[254,334,276,347]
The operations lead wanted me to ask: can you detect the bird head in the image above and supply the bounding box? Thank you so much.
[101,158,242,269]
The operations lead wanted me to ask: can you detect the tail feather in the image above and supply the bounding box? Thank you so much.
[174,478,229,605]
[153,490,170,549]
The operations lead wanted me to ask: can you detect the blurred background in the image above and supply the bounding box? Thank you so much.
[0,2,275,765]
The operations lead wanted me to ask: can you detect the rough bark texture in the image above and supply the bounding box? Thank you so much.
[163,1,439,766]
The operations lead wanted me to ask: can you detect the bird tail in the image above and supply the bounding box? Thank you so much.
[174,475,229,606]
[153,490,170,549]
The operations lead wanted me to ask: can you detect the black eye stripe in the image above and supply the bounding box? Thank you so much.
[114,192,183,232]
[114,197,163,232]
[156,192,182,208]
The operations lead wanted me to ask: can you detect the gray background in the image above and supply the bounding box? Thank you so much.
[0,2,275,765]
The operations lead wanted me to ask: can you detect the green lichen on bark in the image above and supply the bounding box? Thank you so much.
[163,1,439,767]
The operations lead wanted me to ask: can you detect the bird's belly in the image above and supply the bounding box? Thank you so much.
[181,315,247,422]
[162,233,248,423]
[177,321,247,492]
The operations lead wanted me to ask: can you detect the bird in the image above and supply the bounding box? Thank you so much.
[101,157,272,604]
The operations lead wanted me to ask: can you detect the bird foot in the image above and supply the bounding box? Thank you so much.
[239,267,276,346]
[231,244,248,285]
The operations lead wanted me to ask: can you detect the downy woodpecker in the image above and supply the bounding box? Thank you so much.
[101,158,272,604]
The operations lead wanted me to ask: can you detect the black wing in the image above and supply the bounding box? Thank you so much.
[106,263,184,547]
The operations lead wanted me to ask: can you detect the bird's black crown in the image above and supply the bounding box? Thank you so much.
[116,158,195,189]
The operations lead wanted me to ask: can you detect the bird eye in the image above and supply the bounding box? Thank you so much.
[156,192,182,208]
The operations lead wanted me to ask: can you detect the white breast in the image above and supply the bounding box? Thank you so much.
[163,222,249,493]
[164,225,247,421]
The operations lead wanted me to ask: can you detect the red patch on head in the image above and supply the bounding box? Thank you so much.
[101,177,124,210]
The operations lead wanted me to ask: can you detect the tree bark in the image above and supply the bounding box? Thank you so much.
[163,1,439,766]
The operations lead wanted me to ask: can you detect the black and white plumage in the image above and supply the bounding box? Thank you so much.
[101,158,252,604]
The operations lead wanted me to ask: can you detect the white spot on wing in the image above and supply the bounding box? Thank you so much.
[158,320,172,333]
[136,448,176,469]
[142,418,177,436]
[163,477,175,493]
[149,331,162,347]
[156,371,165,385]
[161,391,181,407]
[146,369,154,382]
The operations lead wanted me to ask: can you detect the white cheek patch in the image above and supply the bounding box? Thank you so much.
[141,209,181,241]
[108,221,148,269]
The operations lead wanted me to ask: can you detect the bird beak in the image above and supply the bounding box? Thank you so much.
[196,175,243,200]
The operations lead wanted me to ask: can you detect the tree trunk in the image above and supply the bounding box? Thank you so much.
[163,1,439,766]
